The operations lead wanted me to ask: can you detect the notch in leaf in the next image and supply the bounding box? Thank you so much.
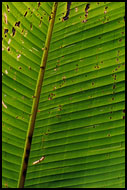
[62,2,71,21]
[85,3,90,13]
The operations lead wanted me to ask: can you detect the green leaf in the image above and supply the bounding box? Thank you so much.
[2,2,125,188]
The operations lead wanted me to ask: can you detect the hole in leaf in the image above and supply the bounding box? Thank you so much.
[38,2,41,7]
[4,28,8,34]
[7,4,10,12]
[82,3,90,22]
[24,11,27,17]
[49,16,51,21]
[15,21,20,27]
[85,4,90,13]
[12,27,16,36]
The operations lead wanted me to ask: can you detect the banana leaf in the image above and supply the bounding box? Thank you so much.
[2,2,125,188]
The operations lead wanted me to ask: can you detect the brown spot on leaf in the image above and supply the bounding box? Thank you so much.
[40,66,45,70]
[5,183,8,188]
[32,95,36,98]
[39,20,42,27]
[117,50,120,56]
[62,76,66,81]
[48,96,52,100]
[7,47,10,51]
[30,23,32,30]
[104,7,108,14]
[53,86,56,91]
[4,13,8,24]
[113,84,116,89]
[82,19,87,23]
